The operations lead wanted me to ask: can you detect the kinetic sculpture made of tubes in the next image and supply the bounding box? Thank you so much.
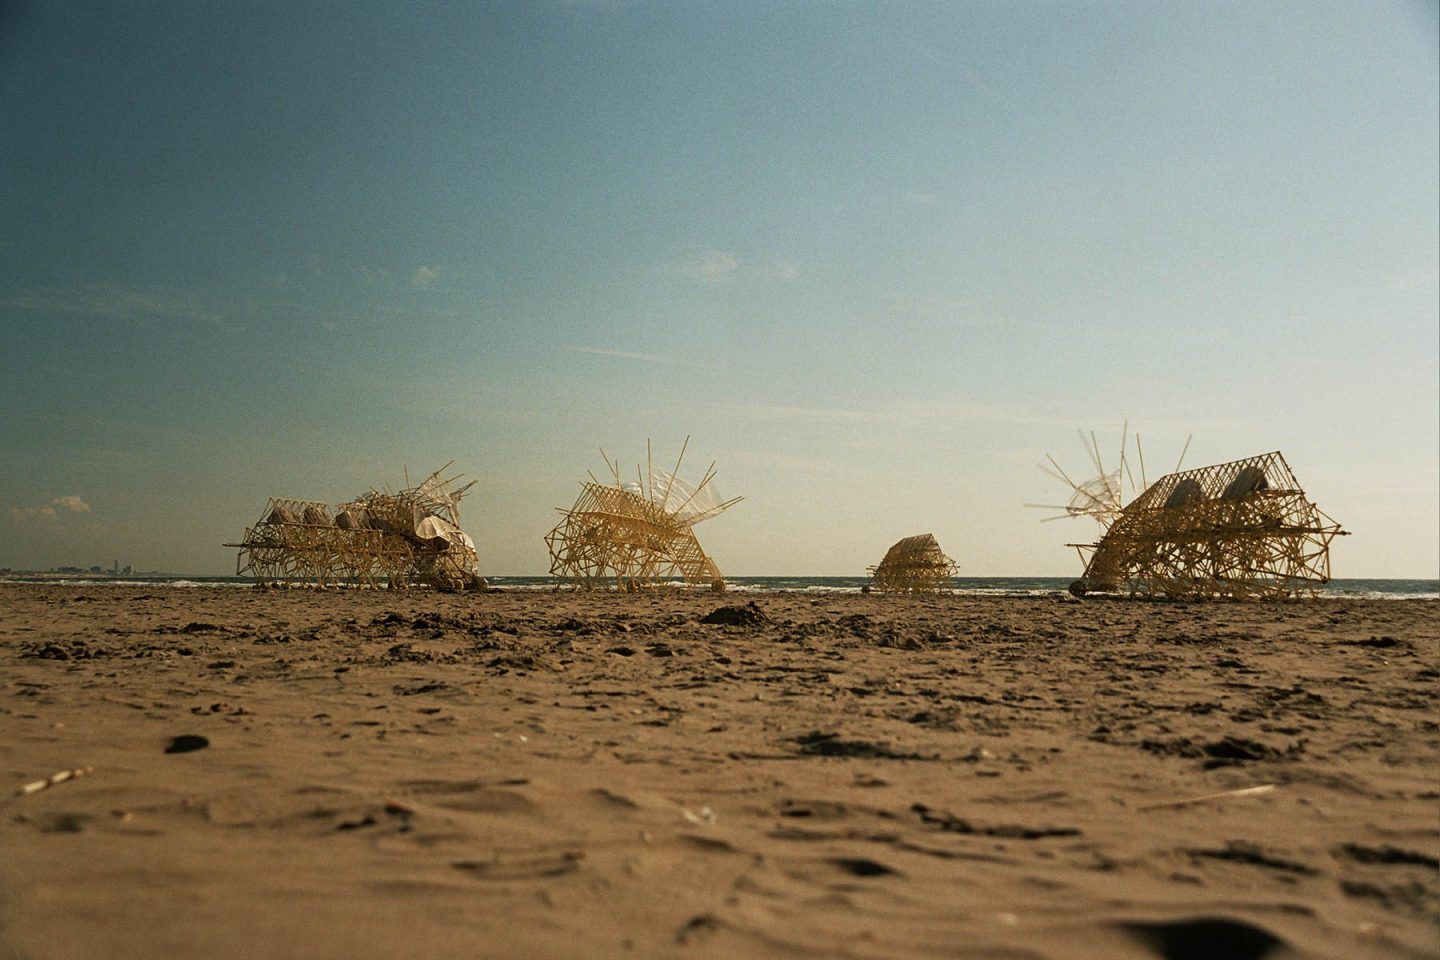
[545,438,741,591]
[227,463,482,591]
[1067,451,1347,599]
[1027,423,1164,529]
[868,534,959,594]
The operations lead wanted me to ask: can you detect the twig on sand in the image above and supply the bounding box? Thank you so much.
[15,766,94,798]
[1138,784,1276,811]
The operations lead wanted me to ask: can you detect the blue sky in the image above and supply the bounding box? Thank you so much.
[1,1,1436,577]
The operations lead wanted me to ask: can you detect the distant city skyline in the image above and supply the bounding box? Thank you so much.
[2,1,1436,578]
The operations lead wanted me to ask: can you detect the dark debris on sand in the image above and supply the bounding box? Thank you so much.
[793,730,928,760]
[700,602,770,627]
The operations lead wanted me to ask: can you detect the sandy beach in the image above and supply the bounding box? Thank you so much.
[0,584,1435,959]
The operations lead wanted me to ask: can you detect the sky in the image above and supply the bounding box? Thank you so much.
[1,1,1436,578]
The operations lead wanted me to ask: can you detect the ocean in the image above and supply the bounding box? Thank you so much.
[3,575,1436,599]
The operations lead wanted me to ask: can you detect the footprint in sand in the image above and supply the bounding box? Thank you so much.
[451,850,583,881]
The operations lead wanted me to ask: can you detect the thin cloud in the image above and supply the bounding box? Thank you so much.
[904,36,1044,132]
[726,447,877,479]
[0,285,223,325]
[10,495,92,521]
[882,295,1058,333]
[567,346,687,366]
[1384,267,1438,291]
[765,257,800,282]
[11,495,93,521]
[360,265,394,287]
[731,397,1151,430]
[731,402,897,425]
[692,251,740,283]
[412,265,442,288]
[688,251,799,284]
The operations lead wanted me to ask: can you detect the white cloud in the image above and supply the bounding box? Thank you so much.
[692,251,740,283]
[10,495,92,522]
[412,265,442,288]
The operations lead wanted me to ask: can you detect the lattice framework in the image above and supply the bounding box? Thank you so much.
[545,440,739,591]
[1069,451,1346,599]
[228,465,480,591]
[868,534,959,594]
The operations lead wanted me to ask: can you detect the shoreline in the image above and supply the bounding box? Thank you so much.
[2,573,1436,601]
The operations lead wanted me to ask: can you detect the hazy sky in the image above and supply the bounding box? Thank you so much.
[2,1,1436,578]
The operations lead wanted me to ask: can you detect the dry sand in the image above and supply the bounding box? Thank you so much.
[0,584,1435,959]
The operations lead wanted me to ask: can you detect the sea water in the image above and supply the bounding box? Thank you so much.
[8,574,1430,599]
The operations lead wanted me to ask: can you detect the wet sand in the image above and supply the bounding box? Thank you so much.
[1,584,1435,959]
